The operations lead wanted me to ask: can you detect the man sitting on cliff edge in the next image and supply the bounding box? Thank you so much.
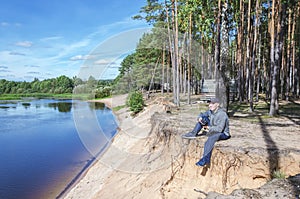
[182,98,231,167]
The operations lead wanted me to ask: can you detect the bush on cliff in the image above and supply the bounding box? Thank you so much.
[126,91,144,114]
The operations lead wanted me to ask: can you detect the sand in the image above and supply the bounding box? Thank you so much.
[62,94,166,198]
[62,95,300,199]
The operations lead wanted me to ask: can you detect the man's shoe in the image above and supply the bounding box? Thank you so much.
[195,159,209,167]
[181,132,197,139]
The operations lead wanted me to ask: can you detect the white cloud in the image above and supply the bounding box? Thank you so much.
[0,74,15,79]
[70,55,90,61]
[1,22,22,27]
[40,36,63,42]
[27,71,40,75]
[9,51,26,56]
[94,58,115,65]
[15,41,33,47]
[0,69,11,73]
[1,22,9,26]
[53,38,91,61]
[25,65,40,68]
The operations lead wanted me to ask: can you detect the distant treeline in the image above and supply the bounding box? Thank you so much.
[0,75,113,99]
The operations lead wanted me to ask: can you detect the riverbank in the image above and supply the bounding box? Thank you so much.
[62,94,168,198]
[62,95,300,198]
[88,94,128,110]
[55,94,128,198]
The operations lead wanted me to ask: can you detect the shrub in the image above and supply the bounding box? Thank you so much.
[272,170,286,179]
[126,91,144,114]
[95,87,111,99]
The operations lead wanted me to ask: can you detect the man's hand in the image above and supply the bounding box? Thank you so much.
[198,117,202,123]
[198,117,206,125]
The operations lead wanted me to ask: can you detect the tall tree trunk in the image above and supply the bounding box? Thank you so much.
[280,39,286,99]
[187,13,192,104]
[291,1,300,97]
[269,0,286,116]
[286,7,292,101]
[220,0,229,110]
[179,33,187,95]
[277,2,287,100]
[296,2,300,97]
[201,42,205,96]
[236,0,245,103]
[167,53,170,94]
[165,0,178,105]
[291,9,296,96]
[161,44,165,95]
[269,0,278,116]
[174,0,180,106]
[256,33,262,102]
[250,0,260,111]
[215,0,222,106]
[247,0,254,111]
[276,1,286,109]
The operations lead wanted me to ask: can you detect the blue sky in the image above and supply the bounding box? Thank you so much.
[0,0,150,81]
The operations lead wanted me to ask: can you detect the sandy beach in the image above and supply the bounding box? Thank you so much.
[62,94,168,198]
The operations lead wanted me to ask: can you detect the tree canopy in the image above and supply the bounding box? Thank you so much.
[0,75,113,99]
[114,0,300,116]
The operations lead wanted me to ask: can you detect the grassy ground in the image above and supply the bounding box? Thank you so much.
[0,93,104,100]
[229,98,300,118]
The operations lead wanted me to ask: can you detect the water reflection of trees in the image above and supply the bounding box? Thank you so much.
[88,102,106,110]
[46,101,108,113]
[21,102,31,109]
[48,102,72,112]
[0,101,17,109]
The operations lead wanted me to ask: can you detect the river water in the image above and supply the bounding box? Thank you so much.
[0,99,118,199]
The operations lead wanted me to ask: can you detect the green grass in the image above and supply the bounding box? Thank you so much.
[272,170,286,179]
[0,93,53,100]
[227,100,292,123]
[112,105,127,111]
[94,95,112,100]
[279,101,300,115]
[229,100,270,113]
[0,93,103,100]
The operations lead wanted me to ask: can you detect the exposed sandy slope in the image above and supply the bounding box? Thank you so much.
[63,95,300,199]
[64,94,169,199]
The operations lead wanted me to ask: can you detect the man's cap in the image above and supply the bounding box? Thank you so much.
[208,98,220,104]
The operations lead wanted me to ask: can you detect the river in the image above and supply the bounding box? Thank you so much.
[0,99,118,199]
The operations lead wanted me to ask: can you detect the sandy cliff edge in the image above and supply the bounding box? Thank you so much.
[63,94,168,198]
[63,96,300,199]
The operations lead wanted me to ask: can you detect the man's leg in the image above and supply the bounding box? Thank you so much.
[181,122,203,139]
[196,132,222,166]
[219,133,231,140]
